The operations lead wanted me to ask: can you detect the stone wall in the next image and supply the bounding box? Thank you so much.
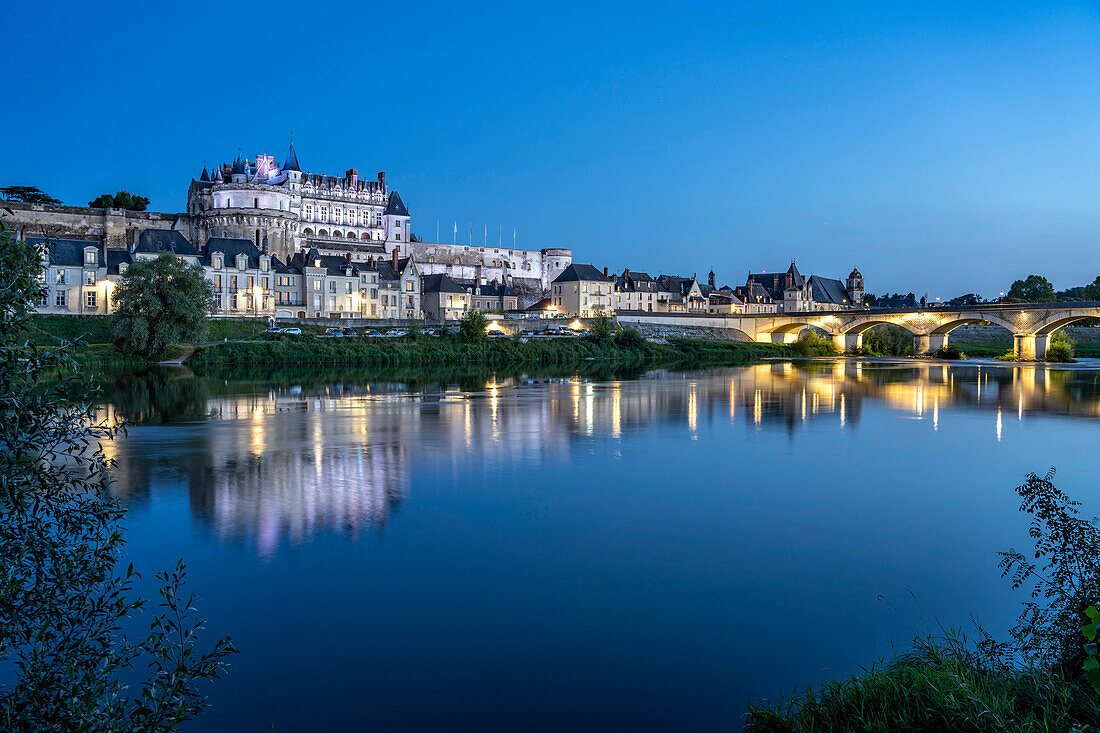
[623,321,753,342]
[1,200,187,249]
[949,323,1100,343]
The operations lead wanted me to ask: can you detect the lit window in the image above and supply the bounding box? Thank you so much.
[84,250,96,264]
[85,290,97,308]
[84,271,96,285]
[55,270,66,285]
[55,290,66,307]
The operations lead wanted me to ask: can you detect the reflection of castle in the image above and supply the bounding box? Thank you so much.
[105,362,1100,554]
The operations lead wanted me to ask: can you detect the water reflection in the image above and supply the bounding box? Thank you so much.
[102,360,1100,555]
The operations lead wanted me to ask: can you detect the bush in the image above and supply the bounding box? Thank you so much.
[934,344,967,360]
[747,633,1100,732]
[590,311,614,343]
[615,327,647,349]
[1046,330,1075,363]
[791,330,837,357]
[0,221,235,728]
[860,324,913,356]
[458,309,488,342]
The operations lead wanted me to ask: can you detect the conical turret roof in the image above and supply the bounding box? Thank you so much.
[283,142,300,172]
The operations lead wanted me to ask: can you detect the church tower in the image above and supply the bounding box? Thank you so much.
[847,267,864,306]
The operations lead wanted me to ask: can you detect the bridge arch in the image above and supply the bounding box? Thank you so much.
[1033,314,1094,335]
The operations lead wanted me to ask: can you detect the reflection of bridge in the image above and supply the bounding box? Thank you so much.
[618,303,1100,358]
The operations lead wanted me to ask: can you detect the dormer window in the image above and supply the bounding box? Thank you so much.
[213,255,223,269]
[260,258,269,272]
[314,258,321,268]
[119,263,128,275]
[236,254,247,270]
[84,249,96,265]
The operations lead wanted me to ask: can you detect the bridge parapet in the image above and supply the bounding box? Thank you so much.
[616,302,1100,358]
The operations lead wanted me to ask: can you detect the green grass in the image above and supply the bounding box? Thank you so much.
[954,342,1100,360]
[187,333,792,369]
[27,314,114,345]
[746,634,1100,733]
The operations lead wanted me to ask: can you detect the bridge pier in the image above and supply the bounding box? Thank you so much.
[912,334,949,356]
[830,333,861,353]
[1014,334,1050,360]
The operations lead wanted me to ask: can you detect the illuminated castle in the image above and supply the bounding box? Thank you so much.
[186,143,410,262]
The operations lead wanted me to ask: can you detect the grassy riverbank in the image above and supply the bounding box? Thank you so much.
[188,332,793,369]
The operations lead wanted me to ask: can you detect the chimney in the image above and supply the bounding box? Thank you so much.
[345,252,352,263]
[475,263,483,285]
[346,169,358,186]
[603,266,609,277]
[377,171,386,190]
[624,268,630,278]
[392,248,399,269]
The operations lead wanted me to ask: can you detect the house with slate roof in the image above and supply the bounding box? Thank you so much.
[550,264,615,317]
[421,273,470,320]
[739,262,864,313]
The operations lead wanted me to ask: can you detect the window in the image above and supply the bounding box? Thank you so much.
[329,281,336,293]
[55,290,66,307]
[329,296,336,311]
[254,198,259,208]
[119,263,128,275]
[39,291,48,307]
[84,271,96,285]
[247,276,254,290]
[313,280,321,291]
[229,275,238,291]
[305,205,312,219]
[261,259,269,272]
[405,281,413,291]
[214,293,222,309]
[85,290,97,308]
[320,206,327,221]
[213,255,223,269]
[214,274,222,288]
[84,250,96,264]
[314,258,322,268]
[395,234,401,241]
[345,282,352,294]
[55,270,66,285]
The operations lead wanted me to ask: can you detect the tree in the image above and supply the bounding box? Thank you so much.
[1081,277,1100,302]
[111,253,215,359]
[1006,275,1056,303]
[590,310,614,343]
[0,220,235,729]
[0,185,61,204]
[947,293,983,306]
[458,308,488,342]
[89,190,150,211]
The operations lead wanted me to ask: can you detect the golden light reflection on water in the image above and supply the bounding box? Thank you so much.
[99,360,1100,553]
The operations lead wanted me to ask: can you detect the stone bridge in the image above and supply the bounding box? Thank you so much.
[616,303,1100,359]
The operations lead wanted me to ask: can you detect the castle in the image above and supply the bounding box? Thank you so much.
[3,142,572,306]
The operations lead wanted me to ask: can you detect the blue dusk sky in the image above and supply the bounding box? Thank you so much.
[3,1,1100,298]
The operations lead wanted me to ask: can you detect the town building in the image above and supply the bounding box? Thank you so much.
[421,274,470,320]
[551,264,616,317]
[739,262,865,313]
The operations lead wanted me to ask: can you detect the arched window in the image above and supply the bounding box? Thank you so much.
[347,231,356,240]
[303,228,313,236]
[318,229,328,237]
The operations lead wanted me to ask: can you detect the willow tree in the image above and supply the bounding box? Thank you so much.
[111,253,215,359]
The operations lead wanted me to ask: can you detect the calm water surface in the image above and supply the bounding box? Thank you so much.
[103,360,1100,731]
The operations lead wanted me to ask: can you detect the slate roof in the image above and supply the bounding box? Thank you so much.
[747,263,804,300]
[808,275,853,306]
[615,270,661,293]
[27,237,103,267]
[656,274,701,298]
[526,297,554,312]
[134,229,200,257]
[293,248,360,276]
[384,191,408,216]
[421,273,467,294]
[204,237,265,269]
[552,263,613,283]
[105,249,132,275]
[199,165,210,182]
[283,143,300,172]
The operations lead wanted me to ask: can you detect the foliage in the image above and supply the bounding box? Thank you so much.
[790,330,837,357]
[1084,606,1100,693]
[0,220,235,730]
[861,292,876,306]
[615,327,647,349]
[590,311,614,343]
[88,191,150,211]
[458,309,488,342]
[0,185,61,204]
[934,344,967,360]
[860,324,912,356]
[978,469,1100,676]
[948,292,983,306]
[1046,330,1075,363]
[1006,275,1056,303]
[746,632,1100,732]
[110,253,215,359]
[1081,277,1100,302]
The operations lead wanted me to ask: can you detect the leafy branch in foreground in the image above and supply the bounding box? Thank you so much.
[0,218,235,731]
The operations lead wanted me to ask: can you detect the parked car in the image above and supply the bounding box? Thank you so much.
[341,328,358,337]
[324,327,345,337]
[519,329,538,337]
[362,329,382,337]
[422,327,442,336]
[487,330,509,338]
[572,329,592,337]
[385,328,410,338]
[282,327,302,335]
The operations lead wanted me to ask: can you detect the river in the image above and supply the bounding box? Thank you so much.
[99,359,1100,730]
